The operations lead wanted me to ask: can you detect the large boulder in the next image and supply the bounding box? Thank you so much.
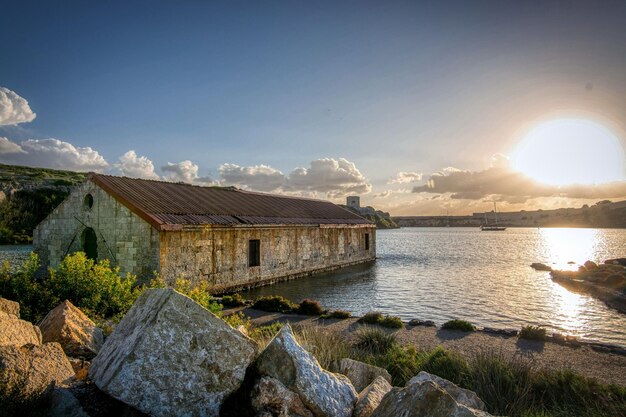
[39,300,104,359]
[329,358,392,392]
[0,297,20,317]
[48,388,90,417]
[0,310,42,346]
[255,324,357,417]
[370,378,492,417]
[0,342,75,397]
[251,376,314,417]
[89,288,258,417]
[353,376,392,417]
[407,371,485,410]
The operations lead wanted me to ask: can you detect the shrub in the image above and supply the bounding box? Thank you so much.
[442,319,476,332]
[221,293,246,307]
[353,327,398,355]
[222,311,251,330]
[519,325,547,341]
[321,309,352,319]
[358,311,383,325]
[172,278,222,315]
[380,315,404,329]
[249,322,284,349]
[416,346,470,386]
[252,295,297,313]
[296,299,324,316]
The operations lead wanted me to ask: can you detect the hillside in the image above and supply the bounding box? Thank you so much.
[0,164,87,244]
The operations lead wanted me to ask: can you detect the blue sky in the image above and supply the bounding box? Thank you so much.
[1,1,625,214]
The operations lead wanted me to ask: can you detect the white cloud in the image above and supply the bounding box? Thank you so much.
[0,87,37,126]
[219,163,286,191]
[286,158,372,197]
[162,160,213,185]
[0,137,25,154]
[0,137,108,171]
[116,150,159,179]
[388,171,423,184]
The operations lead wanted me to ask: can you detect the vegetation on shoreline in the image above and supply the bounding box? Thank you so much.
[442,319,476,332]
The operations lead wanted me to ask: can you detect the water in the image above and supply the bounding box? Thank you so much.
[0,245,33,271]
[244,228,626,347]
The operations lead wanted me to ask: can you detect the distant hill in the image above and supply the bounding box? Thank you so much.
[0,164,87,244]
[340,205,399,229]
[394,200,626,229]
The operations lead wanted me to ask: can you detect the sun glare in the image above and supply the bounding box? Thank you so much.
[511,118,625,186]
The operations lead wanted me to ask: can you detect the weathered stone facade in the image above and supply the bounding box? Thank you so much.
[34,178,376,291]
[33,181,160,277]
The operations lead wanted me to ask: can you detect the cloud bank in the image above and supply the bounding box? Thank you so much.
[0,137,109,172]
[116,150,159,179]
[388,171,422,184]
[287,158,372,197]
[0,87,36,126]
[162,160,213,185]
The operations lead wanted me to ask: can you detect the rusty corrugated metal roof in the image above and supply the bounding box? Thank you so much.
[89,173,371,230]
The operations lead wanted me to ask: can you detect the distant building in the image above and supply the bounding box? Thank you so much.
[34,174,375,291]
[346,196,360,209]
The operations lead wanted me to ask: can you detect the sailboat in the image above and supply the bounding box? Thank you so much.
[480,201,506,231]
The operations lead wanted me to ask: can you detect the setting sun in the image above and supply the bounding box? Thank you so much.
[511,119,625,186]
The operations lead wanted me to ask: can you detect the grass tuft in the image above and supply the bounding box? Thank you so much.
[252,295,297,313]
[221,293,246,307]
[442,319,476,332]
[296,299,324,316]
[353,327,398,355]
[519,326,547,341]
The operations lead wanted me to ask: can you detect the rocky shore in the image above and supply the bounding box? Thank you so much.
[0,290,496,417]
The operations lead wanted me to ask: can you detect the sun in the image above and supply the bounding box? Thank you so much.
[510,118,625,186]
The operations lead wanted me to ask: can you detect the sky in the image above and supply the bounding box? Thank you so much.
[1,0,626,215]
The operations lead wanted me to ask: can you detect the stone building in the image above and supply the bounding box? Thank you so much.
[34,174,375,291]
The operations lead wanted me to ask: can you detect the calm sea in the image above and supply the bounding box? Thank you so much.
[2,228,625,347]
[244,227,626,347]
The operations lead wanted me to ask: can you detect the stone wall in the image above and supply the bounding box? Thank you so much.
[33,181,160,277]
[159,224,376,291]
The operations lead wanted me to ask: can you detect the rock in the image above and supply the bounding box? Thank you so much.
[407,371,485,411]
[408,319,423,326]
[329,358,391,392]
[0,342,75,397]
[530,263,552,271]
[0,297,20,317]
[251,376,314,417]
[255,324,357,417]
[604,258,626,267]
[68,357,90,381]
[584,260,598,270]
[482,327,518,337]
[39,300,104,359]
[370,379,492,417]
[0,310,42,346]
[353,376,392,417]
[48,388,90,417]
[89,288,258,417]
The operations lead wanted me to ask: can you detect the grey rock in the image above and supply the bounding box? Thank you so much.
[0,297,20,317]
[329,358,391,392]
[255,324,357,417]
[89,288,258,417]
[39,300,104,359]
[353,376,392,417]
[48,388,90,417]
[0,310,42,346]
[407,372,485,411]
[251,376,314,417]
[370,379,493,417]
[0,342,75,397]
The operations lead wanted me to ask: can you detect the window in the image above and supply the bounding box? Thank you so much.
[365,233,370,251]
[248,239,260,267]
[84,194,94,210]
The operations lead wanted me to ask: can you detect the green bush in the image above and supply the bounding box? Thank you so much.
[519,326,547,341]
[380,315,404,329]
[252,295,297,313]
[221,293,246,307]
[0,254,55,322]
[353,327,398,355]
[321,309,352,319]
[358,311,383,324]
[47,252,140,320]
[417,346,470,386]
[442,319,476,332]
[297,299,324,316]
[171,278,222,315]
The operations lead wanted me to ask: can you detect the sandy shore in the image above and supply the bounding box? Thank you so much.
[230,307,626,387]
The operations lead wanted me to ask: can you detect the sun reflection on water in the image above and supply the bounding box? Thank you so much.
[539,228,601,270]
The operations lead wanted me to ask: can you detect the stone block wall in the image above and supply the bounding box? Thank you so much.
[159,224,376,291]
[33,181,160,277]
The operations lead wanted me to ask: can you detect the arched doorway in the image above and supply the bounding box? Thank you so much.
[82,227,98,261]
